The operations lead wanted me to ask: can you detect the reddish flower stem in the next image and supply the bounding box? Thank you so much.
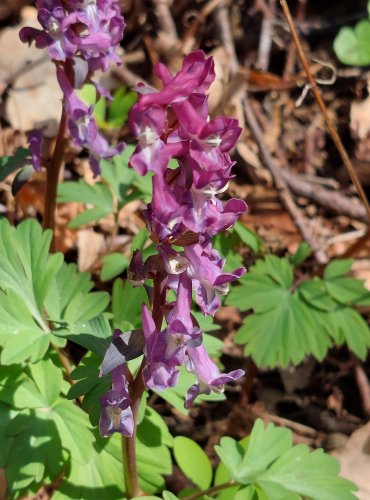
[122,274,167,499]
[43,107,67,244]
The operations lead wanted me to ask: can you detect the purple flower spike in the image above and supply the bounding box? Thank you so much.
[28,130,44,172]
[185,344,244,408]
[185,242,246,316]
[145,174,184,242]
[138,51,215,110]
[142,305,180,391]
[99,364,134,437]
[129,104,170,175]
[56,67,125,176]
[20,1,78,61]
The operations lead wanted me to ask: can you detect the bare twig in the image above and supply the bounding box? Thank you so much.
[279,0,370,225]
[283,0,307,78]
[322,230,366,250]
[354,360,370,418]
[113,65,151,89]
[280,170,368,223]
[256,0,275,71]
[43,108,67,246]
[243,95,328,263]
[152,0,178,39]
[215,0,239,74]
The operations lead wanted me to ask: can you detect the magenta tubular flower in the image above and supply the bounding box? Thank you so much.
[99,363,134,437]
[141,304,180,391]
[57,67,125,175]
[145,174,185,242]
[167,273,202,347]
[185,343,244,408]
[28,130,44,172]
[184,242,245,316]
[138,51,215,110]
[20,0,78,60]
[128,104,170,175]
[20,0,125,176]
[97,49,246,416]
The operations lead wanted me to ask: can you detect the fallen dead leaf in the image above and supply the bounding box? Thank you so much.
[77,229,105,272]
[332,422,370,500]
[1,7,62,136]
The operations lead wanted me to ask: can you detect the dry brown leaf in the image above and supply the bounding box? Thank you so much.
[77,229,105,272]
[351,95,370,141]
[332,422,370,500]
[208,47,229,113]
[352,260,370,290]
[1,7,62,135]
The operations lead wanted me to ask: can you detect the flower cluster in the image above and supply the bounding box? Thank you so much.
[20,0,125,175]
[100,51,246,437]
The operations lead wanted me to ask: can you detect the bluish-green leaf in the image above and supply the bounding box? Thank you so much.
[174,436,212,489]
[101,252,129,282]
[289,242,311,266]
[334,20,370,66]
[215,419,357,499]
[0,147,30,181]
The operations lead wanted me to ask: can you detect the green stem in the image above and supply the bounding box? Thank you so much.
[181,480,237,500]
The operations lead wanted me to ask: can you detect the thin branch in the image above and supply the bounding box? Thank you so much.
[43,107,67,246]
[51,341,75,386]
[152,0,178,40]
[280,170,368,223]
[113,65,151,89]
[279,0,370,225]
[283,0,307,78]
[215,0,238,74]
[256,0,275,71]
[243,95,328,263]
[354,360,370,418]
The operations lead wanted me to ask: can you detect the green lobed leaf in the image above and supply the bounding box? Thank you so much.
[108,87,137,127]
[235,292,331,368]
[173,436,213,489]
[137,436,173,493]
[101,252,129,282]
[298,278,337,312]
[54,431,124,499]
[0,218,62,329]
[334,20,370,66]
[59,314,112,358]
[324,277,370,305]
[4,412,64,493]
[58,179,114,227]
[326,306,370,359]
[0,147,30,181]
[52,400,94,464]
[234,221,262,254]
[0,290,50,365]
[323,259,354,280]
[101,156,135,203]
[63,290,110,323]
[43,260,109,328]
[289,241,311,266]
[68,354,110,425]
[112,278,148,330]
[138,406,173,448]
[216,419,357,499]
